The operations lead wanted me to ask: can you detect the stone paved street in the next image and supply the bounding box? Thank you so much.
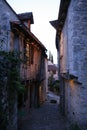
[19,92,69,130]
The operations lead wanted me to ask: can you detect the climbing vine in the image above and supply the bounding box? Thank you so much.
[0,51,25,129]
[0,51,25,92]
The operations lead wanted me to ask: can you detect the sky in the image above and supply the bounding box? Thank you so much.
[7,0,60,64]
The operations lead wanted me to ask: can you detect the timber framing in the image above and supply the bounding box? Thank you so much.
[11,22,47,55]
[5,0,47,54]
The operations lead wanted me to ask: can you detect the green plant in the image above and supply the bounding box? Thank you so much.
[0,106,8,130]
[0,51,25,93]
[48,74,55,91]
[70,123,80,130]
[0,51,25,129]
[50,99,57,103]
[48,76,60,94]
[53,80,60,91]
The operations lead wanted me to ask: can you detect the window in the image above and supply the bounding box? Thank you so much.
[24,40,34,65]
[29,44,34,64]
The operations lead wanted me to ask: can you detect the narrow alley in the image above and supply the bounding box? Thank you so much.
[19,92,69,130]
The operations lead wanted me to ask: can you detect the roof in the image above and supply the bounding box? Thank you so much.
[50,0,71,37]
[4,0,47,55]
[50,20,58,30]
[11,22,47,52]
[18,12,34,24]
[5,1,34,24]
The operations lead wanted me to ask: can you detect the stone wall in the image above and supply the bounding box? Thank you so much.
[65,80,82,124]
[68,0,87,125]
[0,55,18,130]
[0,0,19,51]
[0,1,19,130]
[60,0,87,126]
[68,0,87,79]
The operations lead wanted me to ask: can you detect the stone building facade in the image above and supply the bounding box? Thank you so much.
[0,0,47,130]
[50,0,87,128]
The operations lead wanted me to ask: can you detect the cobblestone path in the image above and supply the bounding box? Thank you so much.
[19,92,69,130]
